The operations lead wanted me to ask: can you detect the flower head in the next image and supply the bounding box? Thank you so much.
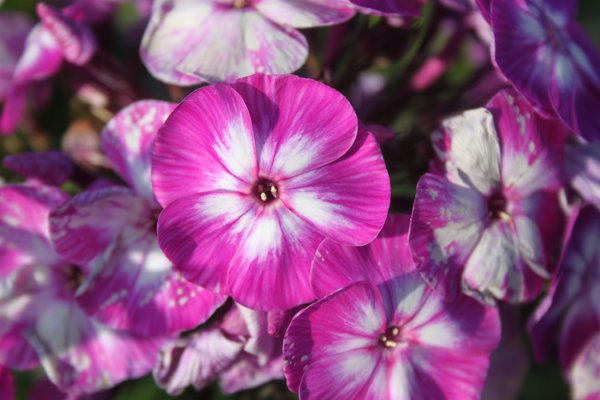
[409,89,565,303]
[153,74,390,310]
[284,214,500,399]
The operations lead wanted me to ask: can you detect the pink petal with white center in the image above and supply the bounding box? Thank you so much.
[158,191,321,310]
[311,214,413,298]
[229,74,358,179]
[219,352,284,394]
[350,0,422,17]
[487,89,564,196]
[548,25,600,142]
[567,142,600,209]
[36,3,97,66]
[409,173,487,301]
[255,0,355,28]
[0,12,32,102]
[568,333,600,400]
[281,128,389,246]
[0,365,14,400]
[154,327,244,395]
[12,25,62,84]
[78,231,226,336]
[3,150,73,186]
[141,3,307,84]
[436,108,501,194]
[26,298,166,395]
[462,219,546,304]
[283,282,386,393]
[152,84,256,207]
[0,184,67,281]
[50,187,151,267]
[101,100,176,206]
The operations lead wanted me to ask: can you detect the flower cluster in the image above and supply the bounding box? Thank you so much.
[1,0,600,399]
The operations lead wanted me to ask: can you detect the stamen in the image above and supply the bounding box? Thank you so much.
[378,325,402,349]
[233,0,247,8]
[487,191,508,221]
[253,178,279,205]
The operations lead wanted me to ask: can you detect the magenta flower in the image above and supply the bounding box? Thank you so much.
[0,184,165,394]
[409,89,565,304]
[50,100,226,337]
[154,303,283,395]
[153,74,390,311]
[0,12,32,105]
[140,0,355,84]
[481,0,600,141]
[0,3,97,134]
[529,205,600,399]
[284,214,500,399]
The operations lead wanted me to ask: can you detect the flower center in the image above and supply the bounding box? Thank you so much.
[253,178,279,204]
[487,191,509,221]
[65,265,84,291]
[232,0,247,8]
[378,326,402,349]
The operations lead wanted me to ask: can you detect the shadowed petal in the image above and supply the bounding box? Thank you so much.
[256,0,355,28]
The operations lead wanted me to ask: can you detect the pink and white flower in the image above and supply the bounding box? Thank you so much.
[0,184,165,394]
[154,302,283,395]
[153,74,390,311]
[49,100,226,337]
[529,206,600,399]
[140,0,355,85]
[409,89,565,304]
[481,0,600,141]
[0,3,97,134]
[284,214,500,399]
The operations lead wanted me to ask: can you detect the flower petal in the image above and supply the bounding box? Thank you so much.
[49,187,151,267]
[281,128,389,246]
[409,173,487,301]
[3,150,73,186]
[27,299,166,395]
[230,74,358,179]
[283,281,386,393]
[486,89,564,196]
[435,108,501,194]
[462,219,546,304]
[154,327,244,395]
[0,365,14,400]
[101,100,176,206]
[78,233,226,336]
[152,84,256,207]
[255,0,355,28]
[350,0,422,16]
[568,333,600,400]
[311,214,413,298]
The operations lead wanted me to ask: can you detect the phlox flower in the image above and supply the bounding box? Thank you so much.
[409,89,565,304]
[154,302,283,395]
[140,0,355,84]
[50,100,226,337]
[0,2,97,134]
[283,214,500,399]
[529,206,600,400]
[0,184,165,394]
[152,74,391,311]
[480,0,600,141]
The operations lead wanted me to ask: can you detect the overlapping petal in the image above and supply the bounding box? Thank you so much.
[141,2,308,84]
[152,84,257,207]
[256,0,355,28]
[101,100,176,206]
[3,150,73,186]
